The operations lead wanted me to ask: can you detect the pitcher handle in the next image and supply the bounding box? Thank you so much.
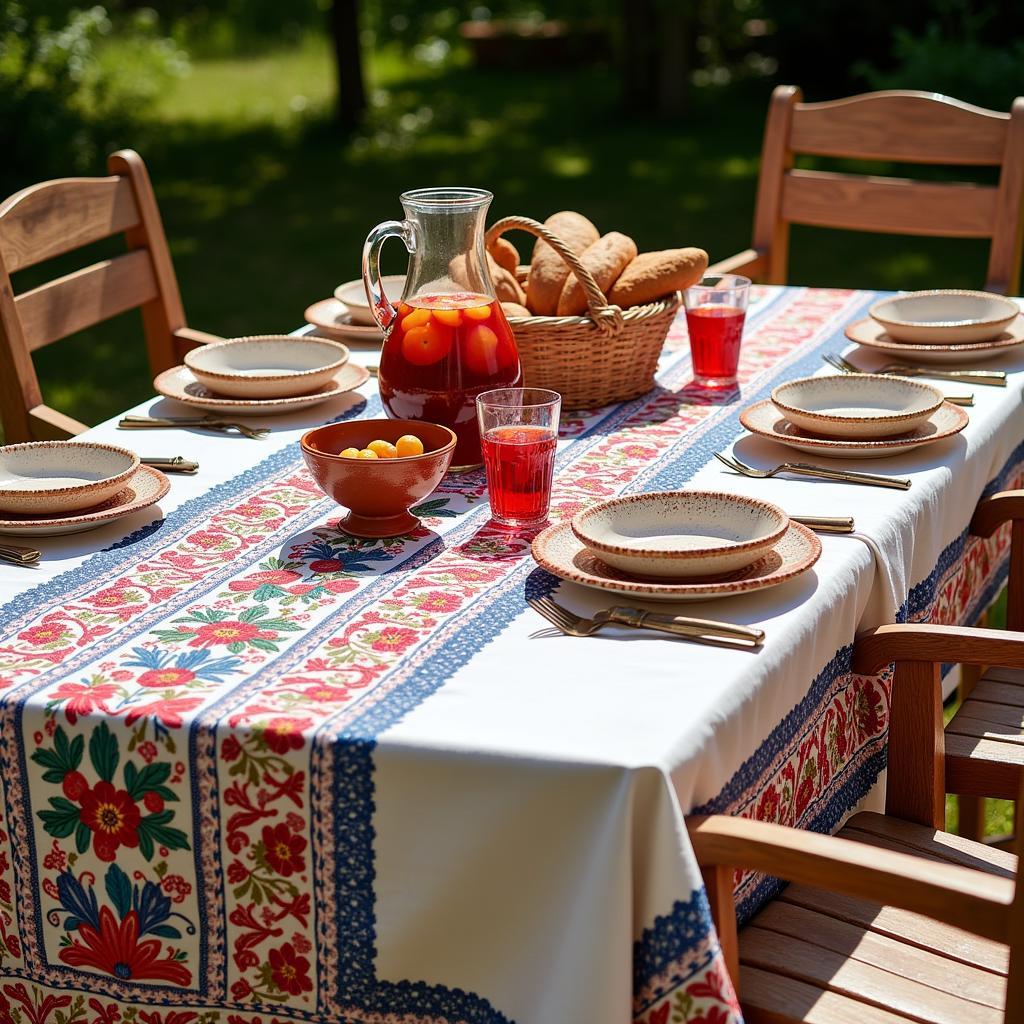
[362,219,416,332]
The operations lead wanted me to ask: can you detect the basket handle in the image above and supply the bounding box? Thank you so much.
[485,215,625,335]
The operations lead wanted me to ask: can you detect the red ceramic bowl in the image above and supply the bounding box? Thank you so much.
[300,418,457,538]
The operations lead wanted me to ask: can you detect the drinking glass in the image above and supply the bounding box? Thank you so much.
[683,274,751,389]
[476,388,561,528]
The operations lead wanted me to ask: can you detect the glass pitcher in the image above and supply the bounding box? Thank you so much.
[363,187,522,468]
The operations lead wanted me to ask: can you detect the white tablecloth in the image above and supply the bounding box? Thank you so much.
[0,286,1021,1024]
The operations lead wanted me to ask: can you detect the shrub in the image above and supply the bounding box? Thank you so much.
[0,3,187,187]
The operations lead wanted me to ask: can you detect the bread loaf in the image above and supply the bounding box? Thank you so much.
[556,232,638,316]
[500,301,532,318]
[489,255,527,305]
[487,236,519,276]
[449,252,526,306]
[525,211,599,315]
[608,248,709,307]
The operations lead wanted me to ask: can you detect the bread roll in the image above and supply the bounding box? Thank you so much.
[449,252,526,306]
[608,248,709,307]
[500,301,532,318]
[525,211,599,315]
[487,236,519,276]
[556,232,638,316]
[490,255,527,305]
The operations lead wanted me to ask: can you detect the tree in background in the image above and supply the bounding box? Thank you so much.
[328,0,366,129]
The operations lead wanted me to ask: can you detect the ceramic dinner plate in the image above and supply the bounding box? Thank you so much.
[154,362,370,415]
[846,317,1024,364]
[770,374,943,439]
[531,520,821,603]
[570,491,789,579]
[0,441,139,515]
[0,465,169,537]
[334,275,406,326]
[183,335,349,399]
[740,399,969,458]
[305,298,385,345]
[869,290,1019,344]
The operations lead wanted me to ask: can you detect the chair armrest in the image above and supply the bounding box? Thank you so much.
[687,814,1013,944]
[173,327,223,347]
[706,248,767,279]
[853,623,1024,675]
[28,404,89,440]
[971,490,1024,537]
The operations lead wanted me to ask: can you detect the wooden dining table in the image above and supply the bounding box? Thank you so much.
[0,285,1020,1024]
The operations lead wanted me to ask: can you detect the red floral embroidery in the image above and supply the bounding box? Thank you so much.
[261,824,306,877]
[137,667,196,688]
[60,907,191,986]
[262,717,312,754]
[49,681,117,724]
[267,941,311,996]
[78,782,141,861]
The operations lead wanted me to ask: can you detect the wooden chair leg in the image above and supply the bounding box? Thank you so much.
[957,794,987,842]
[701,863,739,995]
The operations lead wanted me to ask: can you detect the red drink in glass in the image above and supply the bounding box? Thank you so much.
[476,387,561,528]
[685,305,747,384]
[379,292,522,467]
[481,426,557,526]
[683,274,751,389]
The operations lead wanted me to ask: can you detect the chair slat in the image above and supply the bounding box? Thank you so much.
[955,699,1024,729]
[752,901,1004,1008]
[740,926,1004,1024]
[946,734,1024,801]
[779,886,1010,974]
[16,249,157,351]
[842,811,1018,876]
[0,177,139,274]
[739,965,911,1024]
[790,91,1009,165]
[781,169,997,237]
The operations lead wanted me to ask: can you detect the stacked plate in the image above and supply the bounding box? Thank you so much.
[304,275,406,344]
[0,441,169,536]
[532,491,821,602]
[846,289,1024,364]
[154,336,370,415]
[741,373,968,458]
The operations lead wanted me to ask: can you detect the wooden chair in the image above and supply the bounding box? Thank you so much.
[690,622,1023,1022]
[0,149,221,443]
[710,86,1024,295]
[942,491,1024,843]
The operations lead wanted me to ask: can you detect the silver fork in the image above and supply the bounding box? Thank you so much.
[527,596,765,647]
[824,352,1004,389]
[822,355,974,406]
[714,451,911,490]
[119,415,269,439]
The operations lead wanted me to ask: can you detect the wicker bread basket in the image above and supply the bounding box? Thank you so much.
[485,215,680,408]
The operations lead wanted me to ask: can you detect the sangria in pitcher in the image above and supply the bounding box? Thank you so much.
[363,188,522,468]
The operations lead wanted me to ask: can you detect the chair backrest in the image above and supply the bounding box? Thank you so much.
[0,149,187,442]
[750,86,1024,294]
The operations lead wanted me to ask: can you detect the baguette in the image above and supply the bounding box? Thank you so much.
[608,248,709,307]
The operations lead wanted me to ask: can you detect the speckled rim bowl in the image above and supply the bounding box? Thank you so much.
[334,275,407,325]
[184,336,350,399]
[571,490,789,578]
[0,441,140,515]
[771,374,944,439]
[869,290,1019,344]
